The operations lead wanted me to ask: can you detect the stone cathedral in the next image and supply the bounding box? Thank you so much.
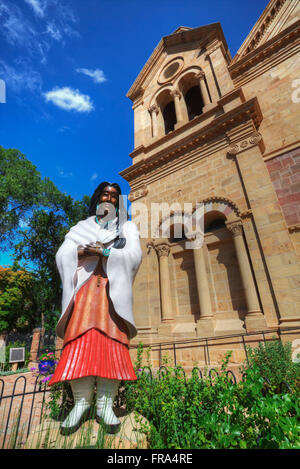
[121,0,300,367]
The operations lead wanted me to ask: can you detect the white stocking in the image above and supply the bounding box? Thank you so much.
[61,376,94,431]
[96,377,120,426]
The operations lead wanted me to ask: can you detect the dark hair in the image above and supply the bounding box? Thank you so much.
[88,181,122,216]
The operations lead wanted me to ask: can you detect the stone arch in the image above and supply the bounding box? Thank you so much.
[150,84,174,108]
[173,66,203,89]
[151,86,177,135]
[195,196,241,224]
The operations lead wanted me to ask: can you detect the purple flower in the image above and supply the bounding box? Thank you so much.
[30,367,37,371]
[41,376,51,383]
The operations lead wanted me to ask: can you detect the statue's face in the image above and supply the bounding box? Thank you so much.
[98,185,119,209]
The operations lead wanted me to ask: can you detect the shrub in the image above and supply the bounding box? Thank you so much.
[243,339,300,392]
[121,345,300,449]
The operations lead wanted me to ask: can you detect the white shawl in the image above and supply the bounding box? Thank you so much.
[55,217,142,340]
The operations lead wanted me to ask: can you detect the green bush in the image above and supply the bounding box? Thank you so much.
[121,345,300,449]
[243,339,300,392]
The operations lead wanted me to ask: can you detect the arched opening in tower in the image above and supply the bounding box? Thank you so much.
[163,101,177,134]
[184,86,204,121]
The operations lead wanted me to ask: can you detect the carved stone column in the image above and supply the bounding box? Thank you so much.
[171,89,183,125]
[227,132,300,329]
[149,104,159,138]
[155,243,174,323]
[195,71,216,113]
[193,245,215,338]
[226,221,266,331]
[193,246,213,318]
[196,72,210,106]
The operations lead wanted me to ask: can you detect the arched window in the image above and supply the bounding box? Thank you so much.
[168,223,187,243]
[184,86,204,121]
[206,219,226,232]
[162,101,177,134]
[204,211,226,233]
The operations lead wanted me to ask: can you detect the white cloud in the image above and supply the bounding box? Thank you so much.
[0,2,36,47]
[46,22,63,41]
[0,1,79,64]
[57,166,74,178]
[76,68,107,84]
[24,0,46,18]
[44,87,94,112]
[57,125,71,133]
[0,59,42,93]
[90,173,98,183]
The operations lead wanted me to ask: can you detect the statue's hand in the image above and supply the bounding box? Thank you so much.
[78,244,103,257]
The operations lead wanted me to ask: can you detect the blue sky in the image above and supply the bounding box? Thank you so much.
[0,0,269,265]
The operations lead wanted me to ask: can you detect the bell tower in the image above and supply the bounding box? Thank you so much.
[121,1,300,367]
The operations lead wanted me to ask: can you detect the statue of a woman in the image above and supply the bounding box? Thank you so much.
[49,182,142,434]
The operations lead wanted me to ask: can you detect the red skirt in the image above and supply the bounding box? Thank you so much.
[50,260,137,385]
[49,328,137,385]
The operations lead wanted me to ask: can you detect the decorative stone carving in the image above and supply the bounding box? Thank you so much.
[227,132,263,156]
[195,71,205,81]
[288,223,300,234]
[149,104,159,114]
[226,221,243,237]
[155,243,171,257]
[240,209,253,220]
[201,196,241,218]
[128,185,148,202]
[170,89,181,99]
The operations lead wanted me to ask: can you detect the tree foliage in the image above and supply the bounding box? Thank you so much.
[0,146,43,245]
[0,146,90,331]
[0,267,38,334]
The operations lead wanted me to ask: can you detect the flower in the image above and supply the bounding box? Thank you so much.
[41,376,52,383]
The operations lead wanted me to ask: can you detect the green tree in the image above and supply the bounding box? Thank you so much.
[0,146,43,245]
[0,145,90,331]
[14,195,90,328]
[0,267,38,334]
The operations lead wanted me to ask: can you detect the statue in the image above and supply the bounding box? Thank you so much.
[49,182,142,434]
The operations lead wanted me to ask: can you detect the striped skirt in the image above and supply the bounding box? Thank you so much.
[49,328,136,384]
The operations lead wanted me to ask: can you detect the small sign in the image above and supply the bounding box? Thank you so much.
[9,347,25,363]
[0,340,5,364]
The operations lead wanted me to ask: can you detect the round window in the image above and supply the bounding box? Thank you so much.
[164,62,180,79]
[158,57,184,84]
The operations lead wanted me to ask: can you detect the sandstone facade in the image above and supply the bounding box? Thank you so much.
[121,0,300,367]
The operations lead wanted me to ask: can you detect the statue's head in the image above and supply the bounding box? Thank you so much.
[89,181,124,219]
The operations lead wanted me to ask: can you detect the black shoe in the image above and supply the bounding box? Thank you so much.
[60,408,90,436]
[95,414,120,434]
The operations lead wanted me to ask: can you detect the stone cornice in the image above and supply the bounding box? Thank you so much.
[229,19,300,81]
[232,0,287,63]
[120,97,263,183]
